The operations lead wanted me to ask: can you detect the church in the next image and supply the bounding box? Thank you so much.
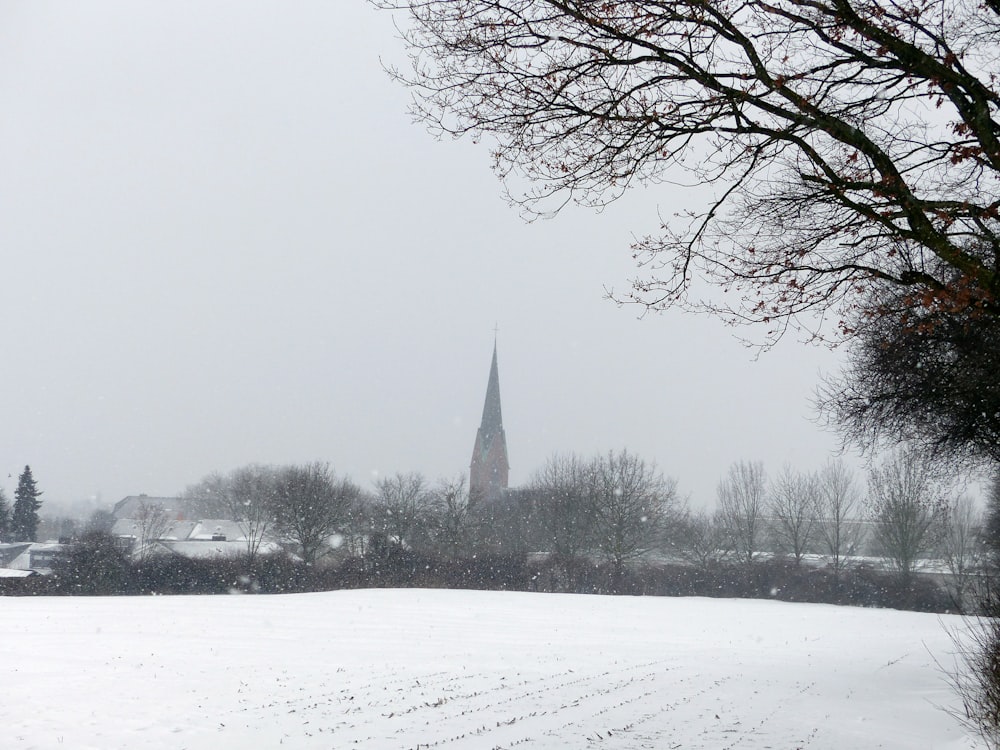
[469,341,510,502]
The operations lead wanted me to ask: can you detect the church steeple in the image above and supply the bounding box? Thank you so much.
[470,341,510,501]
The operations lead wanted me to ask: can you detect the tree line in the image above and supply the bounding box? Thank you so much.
[20,447,983,615]
[169,450,683,581]
[2,448,951,615]
[687,452,984,609]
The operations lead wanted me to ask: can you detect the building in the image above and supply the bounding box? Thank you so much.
[112,494,199,521]
[469,342,510,502]
[1,542,66,575]
[109,516,283,560]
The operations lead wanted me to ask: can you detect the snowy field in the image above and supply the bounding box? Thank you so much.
[0,589,982,749]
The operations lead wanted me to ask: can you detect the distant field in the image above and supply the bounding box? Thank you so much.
[0,590,980,749]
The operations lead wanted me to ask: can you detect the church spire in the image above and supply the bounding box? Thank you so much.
[470,340,510,502]
[480,343,503,437]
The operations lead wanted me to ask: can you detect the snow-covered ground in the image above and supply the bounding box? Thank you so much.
[0,589,982,749]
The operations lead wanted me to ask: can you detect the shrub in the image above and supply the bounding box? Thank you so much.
[52,530,135,595]
[946,582,1000,749]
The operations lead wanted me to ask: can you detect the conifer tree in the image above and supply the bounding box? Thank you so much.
[11,465,43,542]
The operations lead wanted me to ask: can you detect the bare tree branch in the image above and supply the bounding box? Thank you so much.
[375,0,1000,345]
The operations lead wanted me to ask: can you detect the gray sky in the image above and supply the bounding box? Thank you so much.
[0,1,856,514]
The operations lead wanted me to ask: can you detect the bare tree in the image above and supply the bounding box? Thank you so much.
[182,466,278,563]
[768,466,819,565]
[86,508,116,534]
[226,464,279,565]
[376,0,1000,350]
[527,453,596,558]
[589,450,681,580]
[0,488,11,541]
[372,472,433,551]
[948,478,1000,749]
[338,489,377,558]
[980,473,1000,571]
[717,461,767,567]
[940,494,985,611]
[814,460,864,578]
[427,475,476,559]
[866,450,949,580]
[272,463,359,566]
[474,489,534,555]
[673,509,727,570]
[179,471,231,518]
[132,501,170,564]
[945,607,1000,750]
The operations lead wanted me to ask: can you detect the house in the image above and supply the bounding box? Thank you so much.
[0,542,31,568]
[110,512,283,561]
[110,517,198,542]
[2,542,67,575]
[112,494,202,521]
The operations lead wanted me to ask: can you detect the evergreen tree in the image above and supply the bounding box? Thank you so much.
[11,465,43,542]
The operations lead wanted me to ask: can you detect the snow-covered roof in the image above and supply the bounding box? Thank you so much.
[0,542,32,566]
[112,518,258,543]
[112,495,195,520]
[159,520,200,541]
[158,540,282,559]
[188,520,248,542]
[0,567,37,577]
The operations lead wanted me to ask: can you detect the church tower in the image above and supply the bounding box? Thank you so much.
[470,341,510,502]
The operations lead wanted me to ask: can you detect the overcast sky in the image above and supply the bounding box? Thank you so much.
[0,1,866,515]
